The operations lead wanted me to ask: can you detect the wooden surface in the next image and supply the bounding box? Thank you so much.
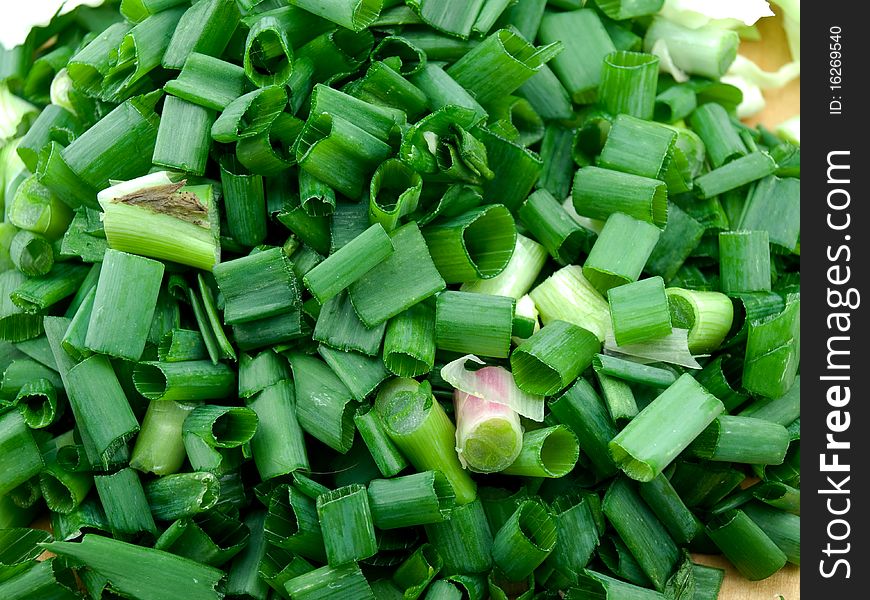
[698,9,801,600]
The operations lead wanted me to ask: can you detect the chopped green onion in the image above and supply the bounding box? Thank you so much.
[164,53,247,111]
[93,468,158,540]
[213,248,298,325]
[393,543,443,598]
[706,509,787,581]
[0,409,43,496]
[599,51,659,119]
[145,471,220,521]
[694,151,776,199]
[742,295,800,399]
[424,498,493,575]
[152,96,214,176]
[491,499,556,581]
[742,502,800,565]
[739,376,801,426]
[665,287,734,353]
[284,561,375,600]
[654,85,697,123]
[435,291,514,358]
[502,425,580,478]
[133,360,235,402]
[212,86,287,144]
[162,0,241,70]
[598,115,677,181]
[637,474,702,546]
[383,301,436,378]
[736,175,801,253]
[219,155,268,248]
[316,484,378,565]
[8,175,74,239]
[719,230,771,294]
[14,378,58,429]
[453,389,523,473]
[314,291,386,356]
[549,378,618,478]
[243,16,293,88]
[460,234,547,299]
[10,231,53,277]
[529,265,611,341]
[130,400,195,476]
[248,380,309,480]
[409,65,488,123]
[596,0,664,20]
[476,127,542,211]
[519,189,589,265]
[644,17,739,80]
[354,404,408,478]
[583,213,661,294]
[608,276,672,346]
[368,471,455,529]
[572,167,668,228]
[511,320,599,395]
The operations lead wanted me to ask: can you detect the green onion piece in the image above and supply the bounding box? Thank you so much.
[0,410,43,496]
[595,370,638,425]
[248,380,309,479]
[694,151,776,199]
[476,127,542,212]
[264,484,326,561]
[687,103,745,168]
[376,378,477,504]
[536,124,575,199]
[10,262,89,315]
[549,378,618,478]
[1,358,62,401]
[453,389,523,473]
[637,474,702,546]
[644,17,739,79]
[511,321,599,395]
[719,230,771,294]
[304,223,394,305]
[284,561,375,600]
[491,499,556,581]
[350,61,429,120]
[572,167,668,228]
[393,543,443,599]
[156,511,250,568]
[501,0,546,40]
[67,355,140,470]
[598,115,677,181]
[275,197,332,257]
[159,329,208,363]
[406,0,484,39]
[298,170,336,218]
[130,400,195,476]
[14,378,58,429]
[83,249,163,360]
[297,113,392,200]
[516,64,573,122]
[349,222,446,327]
[162,0,241,70]
[16,105,80,173]
[330,203,371,253]
[213,248,298,325]
[423,205,516,284]
[62,93,161,192]
[165,53,246,111]
[236,113,303,177]
[669,461,746,510]
[529,265,611,342]
[290,0,382,32]
[610,374,724,482]
[133,360,235,402]
[460,234,547,300]
[183,405,258,449]
[354,404,408,477]
[314,291,386,356]
[219,155,268,248]
[195,274,237,362]
[44,534,224,600]
[222,510,269,598]
[743,294,800,399]
[583,213,662,294]
[8,175,74,239]
[383,302,436,378]
[539,9,616,103]
[152,96,214,176]
[567,569,664,600]
[424,498,493,575]
[544,492,602,583]
[316,484,378,565]
[368,471,455,530]
[93,468,158,539]
[232,309,307,352]
[608,276,672,346]
[369,159,423,232]
[258,544,315,595]
[409,65,488,123]
[310,84,404,144]
[287,352,357,453]
[595,0,664,19]
[599,51,659,119]
[519,189,588,265]
[435,291,514,358]
[35,142,97,211]
[706,509,787,580]
[238,351,291,399]
[211,86,287,144]
[742,502,800,565]
[665,287,733,354]
[739,376,801,426]
[597,534,650,588]
[502,425,579,478]
[64,21,132,96]
[654,85,697,123]
[10,231,53,277]
[736,175,801,253]
[145,471,220,521]
[0,271,44,342]
[602,477,679,591]
[319,346,389,402]
[446,29,561,107]
[752,482,800,515]
[243,16,293,88]
[486,96,545,146]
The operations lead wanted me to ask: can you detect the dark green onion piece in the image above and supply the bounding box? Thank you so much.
[654,85,697,123]
[84,249,163,361]
[232,309,307,352]
[719,230,771,294]
[284,561,375,600]
[545,492,602,583]
[223,510,269,599]
[211,86,287,143]
[738,376,801,426]
[184,404,259,449]
[45,534,224,600]
[549,378,618,478]
[244,16,293,87]
[16,105,80,173]
[599,51,659,119]
[299,170,336,218]
[583,213,661,294]
[491,498,556,581]
[152,96,214,176]
[369,158,423,232]
[0,409,43,496]
[424,498,493,575]
[155,511,250,568]
[213,247,298,325]
[133,360,235,402]
[688,103,745,168]
[519,189,587,265]
[743,294,800,400]
[10,231,53,277]
[516,64,573,122]
[742,502,800,565]
[39,442,94,514]
[236,113,303,177]
[608,276,672,346]
[159,329,209,363]
[476,127,542,212]
[349,222,446,327]
[195,274,237,362]
[598,115,677,181]
[446,29,562,106]
[539,9,615,103]
[638,474,702,546]
[238,351,291,399]
[164,53,246,111]
[317,484,378,565]
[162,0,241,70]
[383,302,436,378]
[65,21,133,97]
[8,175,75,239]
[369,470,455,530]
[566,569,664,599]
[130,400,195,476]
[10,262,89,315]
[409,65,488,123]
[737,175,801,253]
[572,167,668,228]
[145,471,220,521]
[354,404,408,478]
[687,416,790,465]
[36,142,98,211]
[393,543,443,599]
[376,378,476,504]
[502,425,580,478]
[435,291,514,358]
[595,0,664,20]
[93,468,158,539]
[319,346,389,403]
[536,124,575,199]
[219,155,268,247]
[694,151,776,199]
[14,378,58,429]
[314,291,386,356]
[511,320,599,395]
[706,509,787,580]
[406,0,484,39]
[602,477,679,592]
[752,482,800,516]
[263,484,326,562]
[249,380,309,480]
[309,84,404,144]
[610,374,724,482]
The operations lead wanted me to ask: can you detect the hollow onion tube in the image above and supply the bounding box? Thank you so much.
[0,409,43,496]
[382,302,436,378]
[665,288,733,353]
[742,294,800,399]
[133,361,235,402]
[460,234,547,299]
[609,374,724,482]
[501,425,579,478]
[213,248,298,325]
[93,468,158,540]
[742,501,800,565]
[130,400,195,476]
[607,276,672,346]
[316,484,378,565]
[598,51,659,120]
[572,167,668,229]
[284,561,375,599]
[161,0,241,70]
[637,474,702,546]
[643,17,739,80]
[694,152,777,199]
[583,213,661,294]
[719,230,771,294]
[688,103,745,168]
[549,378,618,478]
[368,471,455,529]
[435,291,514,359]
[424,499,493,575]
[453,390,523,474]
[511,320,599,396]
[164,53,246,111]
[491,499,556,581]
[354,405,407,478]
[687,416,790,465]
[518,189,588,265]
[368,158,423,232]
[706,509,787,581]
[528,265,611,342]
[375,378,476,504]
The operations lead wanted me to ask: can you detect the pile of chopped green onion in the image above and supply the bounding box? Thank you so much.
[0,0,799,598]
